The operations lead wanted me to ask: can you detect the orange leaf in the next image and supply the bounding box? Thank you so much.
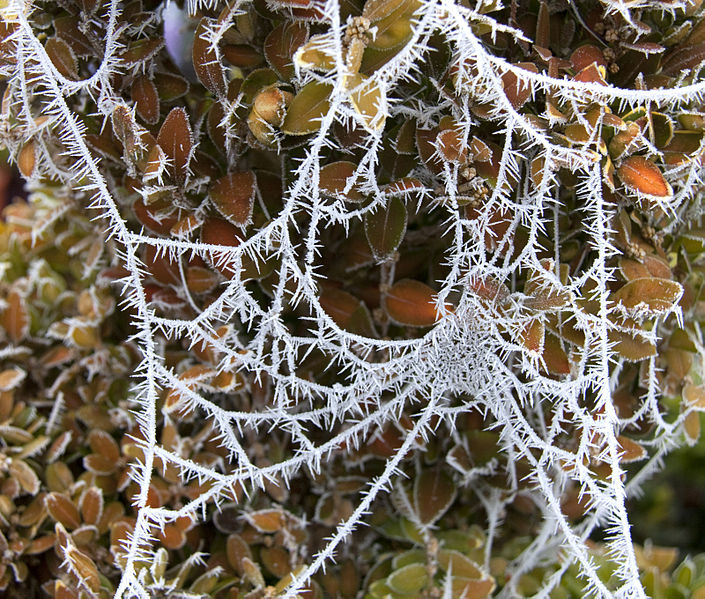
[385,279,451,327]
[46,492,81,530]
[1,290,29,343]
[261,546,291,578]
[80,487,104,526]
[248,509,284,533]
[451,577,495,598]
[436,127,467,163]
[46,37,78,79]
[570,44,607,72]
[573,62,607,85]
[157,523,186,549]
[264,22,308,80]
[63,545,101,593]
[0,367,25,391]
[541,333,570,375]
[617,156,673,199]
[609,327,657,362]
[319,287,360,328]
[319,161,363,202]
[88,430,120,462]
[612,277,682,312]
[617,436,646,462]
[9,459,39,494]
[223,44,265,68]
[226,533,253,573]
[685,411,701,443]
[501,63,538,109]
[520,319,545,355]
[186,266,218,294]
[684,384,705,409]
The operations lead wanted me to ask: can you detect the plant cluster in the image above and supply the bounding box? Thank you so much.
[0,0,704,596]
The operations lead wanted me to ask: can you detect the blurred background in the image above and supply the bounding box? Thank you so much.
[629,435,705,553]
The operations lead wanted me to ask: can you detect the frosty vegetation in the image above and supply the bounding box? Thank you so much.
[0,0,704,597]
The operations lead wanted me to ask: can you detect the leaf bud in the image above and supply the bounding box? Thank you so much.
[252,86,293,128]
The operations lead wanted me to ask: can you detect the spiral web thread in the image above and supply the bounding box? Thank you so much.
[2,0,705,596]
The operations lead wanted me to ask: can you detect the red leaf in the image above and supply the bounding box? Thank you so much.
[192,19,226,96]
[210,172,256,227]
[570,44,607,72]
[131,76,159,124]
[264,22,308,80]
[502,63,538,109]
[201,218,242,277]
[413,469,456,525]
[157,107,192,184]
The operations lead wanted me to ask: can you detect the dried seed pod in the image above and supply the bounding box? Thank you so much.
[17,140,36,178]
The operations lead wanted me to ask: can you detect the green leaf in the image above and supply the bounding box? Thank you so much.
[541,333,570,374]
[386,563,428,594]
[391,549,425,570]
[678,112,705,130]
[367,580,397,599]
[281,81,333,135]
[363,0,420,51]
[153,72,189,102]
[346,73,386,132]
[650,112,674,148]
[241,68,279,104]
[437,550,483,578]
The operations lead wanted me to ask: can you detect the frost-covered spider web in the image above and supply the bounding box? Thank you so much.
[2,0,705,596]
